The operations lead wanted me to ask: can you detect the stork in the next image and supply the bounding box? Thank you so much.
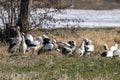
[110,43,118,51]
[101,44,113,57]
[84,39,94,56]
[58,41,71,49]
[43,39,57,51]
[73,39,85,56]
[19,35,27,54]
[22,33,34,47]
[27,36,43,54]
[58,40,76,55]
[8,26,22,53]
[101,43,120,57]
[42,34,50,46]
[113,49,120,57]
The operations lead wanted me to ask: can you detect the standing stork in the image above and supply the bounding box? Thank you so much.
[73,39,85,56]
[19,35,27,54]
[16,26,22,48]
[8,26,22,53]
[73,38,94,57]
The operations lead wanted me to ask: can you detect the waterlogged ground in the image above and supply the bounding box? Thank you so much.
[31,9,120,28]
[1,8,120,28]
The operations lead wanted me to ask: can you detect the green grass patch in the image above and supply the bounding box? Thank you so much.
[0,54,119,80]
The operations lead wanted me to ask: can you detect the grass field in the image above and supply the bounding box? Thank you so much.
[0,27,120,80]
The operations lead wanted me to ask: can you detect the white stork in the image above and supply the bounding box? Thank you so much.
[58,40,76,55]
[42,34,50,46]
[19,35,27,54]
[101,43,120,57]
[113,49,120,57]
[8,26,22,53]
[84,39,94,56]
[27,36,43,54]
[110,43,118,51]
[101,44,113,57]
[73,39,85,56]
[101,43,119,57]
[44,39,57,50]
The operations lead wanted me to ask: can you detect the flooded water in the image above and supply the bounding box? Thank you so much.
[1,8,120,29]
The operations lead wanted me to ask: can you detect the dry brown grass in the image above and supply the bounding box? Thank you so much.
[1,27,120,56]
[0,27,120,80]
[30,28,120,55]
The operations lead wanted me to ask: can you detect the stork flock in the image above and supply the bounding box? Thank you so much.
[7,26,120,57]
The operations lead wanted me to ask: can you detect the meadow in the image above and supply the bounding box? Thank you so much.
[0,27,120,80]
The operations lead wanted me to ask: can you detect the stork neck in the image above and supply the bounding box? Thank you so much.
[79,40,85,49]
[115,43,118,49]
[17,29,22,38]
[104,44,109,50]
[21,36,26,44]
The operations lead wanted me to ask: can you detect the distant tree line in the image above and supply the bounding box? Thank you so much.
[105,0,120,3]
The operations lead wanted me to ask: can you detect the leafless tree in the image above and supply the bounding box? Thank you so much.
[17,0,32,33]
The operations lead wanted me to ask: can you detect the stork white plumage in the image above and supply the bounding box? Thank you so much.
[42,34,49,39]
[16,26,22,46]
[58,42,71,49]
[98,40,120,57]
[68,40,76,55]
[84,38,89,44]
[102,44,114,57]
[106,50,113,57]
[27,36,43,54]
[113,49,120,57]
[84,40,94,55]
[103,44,109,50]
[58,40,76,55]
[73,38,94,56]
[19,35,27,54]
[110,43,118,51]
[44,39,57,50]
[8,26,22,53]
[7,36,18,53]
[74,39,85,56]
[110,42,120,57]
[25,34,34,42]
[22,33,34,47]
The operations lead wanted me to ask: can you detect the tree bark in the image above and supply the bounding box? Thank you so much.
[18,0,32,33]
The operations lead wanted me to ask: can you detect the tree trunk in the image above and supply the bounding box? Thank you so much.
[18,0,32,33]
